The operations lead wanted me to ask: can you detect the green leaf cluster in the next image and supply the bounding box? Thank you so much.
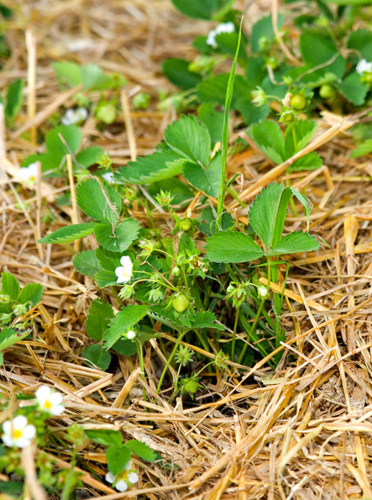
[206,182,319,263]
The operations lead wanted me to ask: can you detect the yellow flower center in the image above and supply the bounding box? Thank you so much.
[13,429,22,439]
[29,176,36,182]
[117,470,129,481]
[44,400,52,410]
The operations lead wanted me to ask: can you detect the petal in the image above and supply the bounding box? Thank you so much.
[18,168,31,180]
[115,480,128,492]
[13,415,28,430]
[15,437,31,448]
[128,472,138,484]
[105,472,116,484]
[49,392,63,405]
[50,404,65,416]
[22,425,36,440]
[115,267,124,278]
[120,256,130,267]
[2,434,14,447]
[36,385,51,403]
[28,163,38,176]
[2,421,11,435]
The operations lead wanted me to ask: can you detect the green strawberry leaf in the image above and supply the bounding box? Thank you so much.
[73,250,101,276]
[182,151,222,198]
[82,344,111,371]
[271,231,320,256]
[205,231,264,263]
[162,58,202,89]
[19,283,43,307]
[115,150,184,185]
[1,273,20,301]
[94,219,140,253]
[164,115,211,166]
[85,429,122,448]
[124,440,157,461]
[104,305,149,349]
[86,299,114,341]
[39,223,97,244]
[76,178,121,224]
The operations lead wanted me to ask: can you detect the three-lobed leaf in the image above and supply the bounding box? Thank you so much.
[183,152,222,198]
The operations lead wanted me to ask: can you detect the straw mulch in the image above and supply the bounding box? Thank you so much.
[1,1,372,499]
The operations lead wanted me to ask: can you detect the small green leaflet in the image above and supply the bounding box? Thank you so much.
[107,445,131,475]
[248,182,286,251]
[86,299,114,341]
[111,339,137,356]
[124,440,157,461]
[76,178,121,224]
[115,150,185,185]
[335,72,369,106]
[270,231,319,256]
[348,29,372,60]
[53,61,118,90]
[193,311,224,330]
[94,219,140,252]
[1,273,20,301]
[171,0,227,20]
[0,328,30,352]
[247,121,285,164]
[73,250,101,276]
[205,231,264,263]
[5,79,24,127]
[82,344,111,371]
[85,429,122,448]
[164,115,211,166]
[162,58,202,89]
[183,152,222,198]
[19,283,43,307]
[197,103,224,147]
[251,14,284,54]
[39,223,97,244]
[104,305,149,350]
[350,139,372,158]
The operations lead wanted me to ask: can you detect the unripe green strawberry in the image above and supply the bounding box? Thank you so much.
[365,73,372,84]
[179,218,193,232]
[319,84,336,99]
[173,294,190,313]
[289,94,306,110]
[183,379,199,395]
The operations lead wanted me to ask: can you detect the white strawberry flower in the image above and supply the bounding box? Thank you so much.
[115,256,133,284]
[19,163,37,184]
[105,461,139,492]
[61,107,88,126]
[2,415,36,448]
[206,22,235,48]
[36,385,64,415]
[102,172,115,183]
[356,58,372,75]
